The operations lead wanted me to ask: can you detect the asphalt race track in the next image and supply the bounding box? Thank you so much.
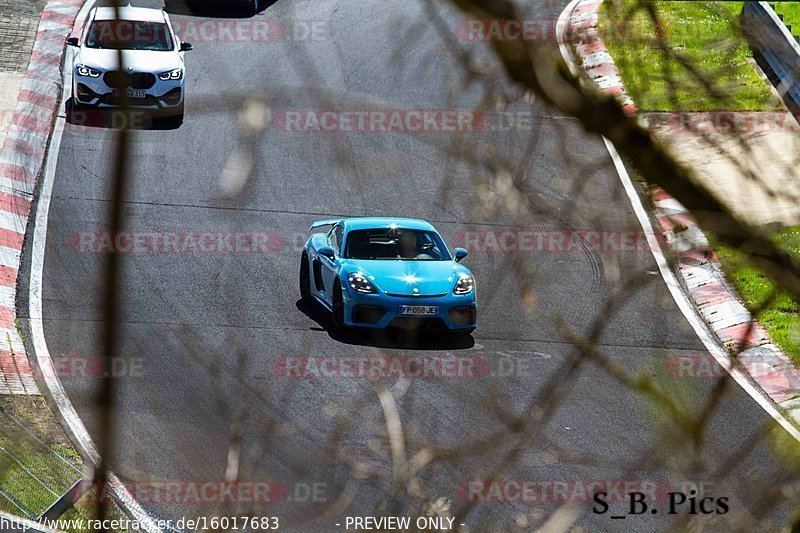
[38,0,795,529]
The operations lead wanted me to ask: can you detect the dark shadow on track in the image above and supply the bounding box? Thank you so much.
[296,299,475,350]
[66,98,183,130]
[163,0,278,18]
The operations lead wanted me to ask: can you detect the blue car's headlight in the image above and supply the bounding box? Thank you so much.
[158,68,184,81]
[454,274,474,295]
[76,64,101,78]
[348,273,376,294]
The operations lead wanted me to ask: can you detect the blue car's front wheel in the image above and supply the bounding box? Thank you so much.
[332,281,346,328]
[299,253,311,302]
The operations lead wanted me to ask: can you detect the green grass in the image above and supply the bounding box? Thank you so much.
[0,410,83,522]
[0,404,112,532]
[598,1,780,111]
[715,227,800,361]
[0,398,128,532]
[773,3,800,37]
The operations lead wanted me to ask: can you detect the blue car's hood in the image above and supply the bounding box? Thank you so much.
[344,260,467,296]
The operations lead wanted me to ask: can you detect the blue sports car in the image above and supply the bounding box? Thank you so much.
[299,218,476,332]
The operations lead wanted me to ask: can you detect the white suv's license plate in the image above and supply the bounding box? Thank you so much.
[398,305,438,316]
[113,89,146,98]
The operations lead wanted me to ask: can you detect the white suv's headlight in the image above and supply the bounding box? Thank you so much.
[348,273,376,294]
[454,274,474,295]
[158,68,183,81]
[76,64,101,78]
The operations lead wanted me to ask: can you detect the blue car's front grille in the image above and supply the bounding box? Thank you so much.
[385,292,447,298]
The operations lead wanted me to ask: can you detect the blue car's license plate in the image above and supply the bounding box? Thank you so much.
[398,305,438,316]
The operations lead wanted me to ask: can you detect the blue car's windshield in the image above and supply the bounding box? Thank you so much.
[345,229,451,261]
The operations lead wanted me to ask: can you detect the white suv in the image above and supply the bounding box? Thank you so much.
[67,6,192,120]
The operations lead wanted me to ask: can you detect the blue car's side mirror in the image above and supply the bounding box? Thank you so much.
[318,246,336,260]
[454,248,468,262]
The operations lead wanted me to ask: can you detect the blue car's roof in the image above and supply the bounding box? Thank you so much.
[343,217,437,233]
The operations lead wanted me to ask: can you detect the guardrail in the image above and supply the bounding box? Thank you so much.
[0,406,87,525]
[742,2,800,119]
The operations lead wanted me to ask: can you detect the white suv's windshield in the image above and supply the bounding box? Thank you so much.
[86,20,173,51]
[345,229,451,261]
